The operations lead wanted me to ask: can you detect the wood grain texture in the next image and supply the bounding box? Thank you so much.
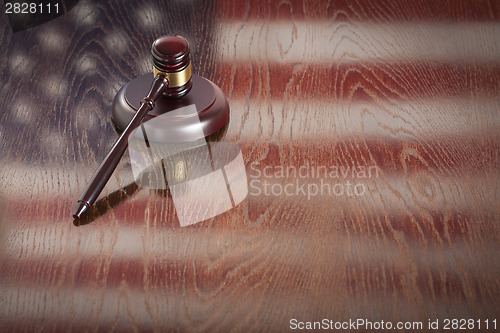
[0,0,499,332]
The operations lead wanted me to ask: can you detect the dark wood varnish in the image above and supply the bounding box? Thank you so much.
[0,0,499,332]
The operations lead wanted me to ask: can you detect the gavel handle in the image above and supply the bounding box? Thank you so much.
[73,75,169,219]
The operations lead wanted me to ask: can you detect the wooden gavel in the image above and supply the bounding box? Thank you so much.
[73,35,229,219]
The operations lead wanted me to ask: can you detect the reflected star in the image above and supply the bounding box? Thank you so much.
[43,76,68,98]
[12,100,34,124]
[104,32,129,54]
[136,5,163,29]
[37,28,66,53]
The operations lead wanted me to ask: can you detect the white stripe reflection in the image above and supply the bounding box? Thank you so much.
[224,98,500,140]
[216,22,500,63]
[2,283,490,329]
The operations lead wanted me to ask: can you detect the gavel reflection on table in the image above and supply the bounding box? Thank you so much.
[73,35,229,219]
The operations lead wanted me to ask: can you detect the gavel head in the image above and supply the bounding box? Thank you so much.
[112,34,229,135]
[151,35,192,98]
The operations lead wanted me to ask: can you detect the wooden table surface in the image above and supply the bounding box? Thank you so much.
[1,0,499,332]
